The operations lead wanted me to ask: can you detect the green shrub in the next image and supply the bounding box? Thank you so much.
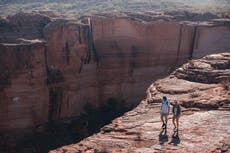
[221,80,230,90]
[188,60,195,67]
[190,92,200,98]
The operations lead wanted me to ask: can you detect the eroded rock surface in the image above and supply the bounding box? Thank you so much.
[0,11,230,152]
[50,53,230,153]
[148,52,230,110]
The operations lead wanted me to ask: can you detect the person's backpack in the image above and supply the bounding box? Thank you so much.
[162,101,169,106]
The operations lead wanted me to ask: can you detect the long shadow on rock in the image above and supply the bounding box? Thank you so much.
[169,131,180,146]
[159,129,168,145]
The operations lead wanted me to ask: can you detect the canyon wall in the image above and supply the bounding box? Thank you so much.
[192,26,230,59]
[91,17,192,106]
[0,42,48,132]
[0,12,230,134]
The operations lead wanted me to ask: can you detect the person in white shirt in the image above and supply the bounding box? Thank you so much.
[160,96,170,129]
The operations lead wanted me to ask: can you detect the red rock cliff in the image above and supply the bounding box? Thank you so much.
[0,42,48,132]
[0,12,230,134]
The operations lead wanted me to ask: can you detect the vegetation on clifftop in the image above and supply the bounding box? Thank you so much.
[0,0,229,18]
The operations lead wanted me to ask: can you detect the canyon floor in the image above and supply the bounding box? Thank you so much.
[51,53,230,153]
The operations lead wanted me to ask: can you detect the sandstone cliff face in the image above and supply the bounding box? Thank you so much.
[44,19,99,120]
[91,18,192,106]
[0,12,230,136]
[50,53,230,153]
[192,26,230,59]
[0,42,48,132]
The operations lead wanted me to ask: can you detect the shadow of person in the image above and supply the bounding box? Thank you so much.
[159,129,168,145]
[169,131,180,146]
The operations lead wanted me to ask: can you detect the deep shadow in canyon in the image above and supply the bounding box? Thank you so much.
[1,98,134,153]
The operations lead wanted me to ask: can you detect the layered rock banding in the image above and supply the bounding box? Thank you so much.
[0,42,48,131]
[50,53,230,153]
[0,11,230,152]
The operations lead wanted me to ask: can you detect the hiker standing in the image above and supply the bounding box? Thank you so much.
[172,100,181,132]
[160,96,170,129]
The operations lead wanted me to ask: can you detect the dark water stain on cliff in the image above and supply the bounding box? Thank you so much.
[65,42,70,65]
[189,26,197,60]
[46,67,64,85]
[48,87,63,121]
[0,50,11,91]
[86,18,99,65]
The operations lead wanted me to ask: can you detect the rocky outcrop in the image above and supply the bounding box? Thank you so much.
[50,52,230,153]
[51,110,230,153]
[147,53,230,109]
[0,12,230,149]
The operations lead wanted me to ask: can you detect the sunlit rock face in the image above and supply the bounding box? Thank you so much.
[43,19,97,120]
[0,11,230,135]
[148,52,230,107]
[91,17,192,106]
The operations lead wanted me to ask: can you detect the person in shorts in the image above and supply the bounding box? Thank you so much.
[160,96,170,129]
[172,100,181,132]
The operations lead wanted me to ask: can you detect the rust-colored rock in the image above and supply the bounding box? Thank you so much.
[0,42,48,132]
[148,52,230,109]
[50,53,230,153]
[0,12,229,149]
